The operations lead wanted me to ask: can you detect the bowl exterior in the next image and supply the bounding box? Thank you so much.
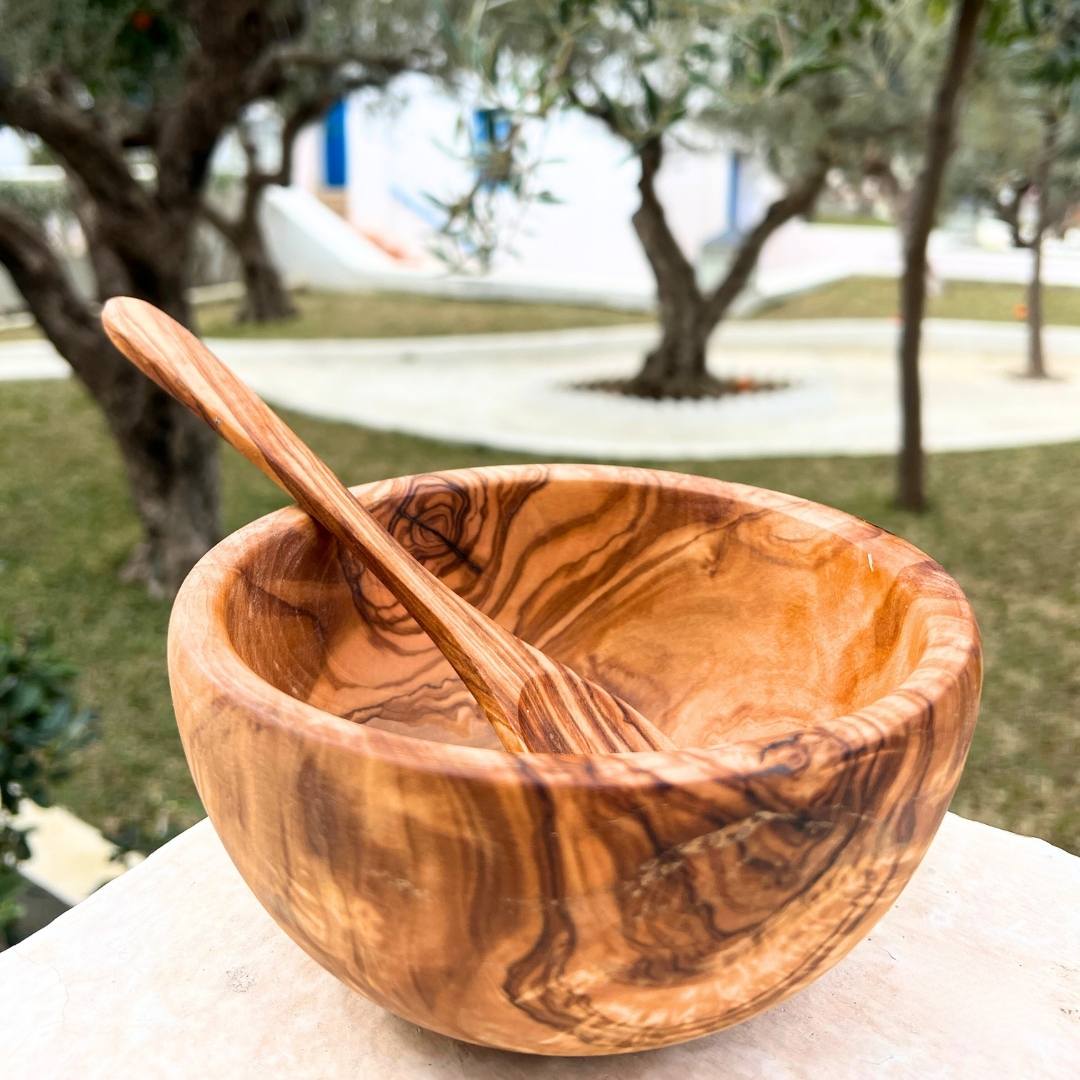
[169,467,982,1055]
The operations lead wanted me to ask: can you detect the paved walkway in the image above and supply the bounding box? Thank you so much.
[3,319,1080,459]
[15,800,139,907]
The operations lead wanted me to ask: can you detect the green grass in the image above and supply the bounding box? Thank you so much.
[754,275,1080,323]
[194,290,652,339]
[0,290,653,346]
[0,323,41,342]
[7,279,1080,346]
[811,212,894,228]
[2,378,1078,853]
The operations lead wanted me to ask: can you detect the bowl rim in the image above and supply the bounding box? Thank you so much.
[169,464,981,790]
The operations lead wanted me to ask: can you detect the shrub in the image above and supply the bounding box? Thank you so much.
[0,629,97,945]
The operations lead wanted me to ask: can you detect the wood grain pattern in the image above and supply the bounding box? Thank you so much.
[169,464,982,1055]
[101,297,671,755]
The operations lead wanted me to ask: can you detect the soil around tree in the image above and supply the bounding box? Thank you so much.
[577,372,789,401]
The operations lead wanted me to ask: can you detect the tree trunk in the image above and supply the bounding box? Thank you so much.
[0,1,322,595]
[623,138,709,397]
[632,303,713,399]
[1024,111,1056,380]
[1026,234,1047,379]
[204,187,296,324]
[89,221,221,595]
[896,0,985,512]
[0,204,219,597]
[95,339,219,592]
[87,354,221,597]
[232,213,297,324]
[626,138,828,399]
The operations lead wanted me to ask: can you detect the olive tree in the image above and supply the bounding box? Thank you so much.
[951,0,1080,379]
[891,0,985,510]
[203,1,447,324]
[443,0,913,399]
[0,1,425,594]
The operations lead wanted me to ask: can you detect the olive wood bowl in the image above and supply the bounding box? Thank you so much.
[170,464,981,1055]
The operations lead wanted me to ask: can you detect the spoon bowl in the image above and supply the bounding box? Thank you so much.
[170,464,981,1054]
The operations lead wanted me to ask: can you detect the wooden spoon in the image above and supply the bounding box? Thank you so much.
[102,297,674,755]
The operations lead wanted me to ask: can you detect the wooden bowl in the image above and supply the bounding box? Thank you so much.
[170,464,981,1055]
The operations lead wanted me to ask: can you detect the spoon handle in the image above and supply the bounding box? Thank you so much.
[102,300,358,510]
[102,301,419,563]
[102,299,535,735]
[102,297,674,755]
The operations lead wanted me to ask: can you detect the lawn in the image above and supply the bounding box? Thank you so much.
[1,378,1078,854]
[754,275,1080,323]
[6,279,1080,345]
[198,290,654,338]
[811,212,894,228]
[0,290,652,345]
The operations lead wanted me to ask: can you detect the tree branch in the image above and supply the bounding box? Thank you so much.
[991,181,1032,248]
[269,49,424,76]
[702,156,830,327]
[199,198,237,242]
[0,80,149,219]
[272,81,370,186]
[1033,110,1059,241]
[0,203,113,392]
[155,5,417,208]
[61,168,132,300]
[204,64,392,242]
[154,2,308,206]
[631,136,700,306]
[564,84,622,134]
[862,153,909,224]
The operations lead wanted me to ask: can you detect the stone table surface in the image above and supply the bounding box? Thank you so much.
[1,812,1077,1078]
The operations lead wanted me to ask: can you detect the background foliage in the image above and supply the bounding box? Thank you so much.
[0,629,97,942]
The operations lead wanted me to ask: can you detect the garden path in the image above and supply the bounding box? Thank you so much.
[3,319,1080,459]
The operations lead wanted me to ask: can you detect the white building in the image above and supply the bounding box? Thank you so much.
[285,74,779,304]
[7,74,1070,315]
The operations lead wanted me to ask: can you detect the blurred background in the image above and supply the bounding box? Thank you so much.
[0,0,1077,943]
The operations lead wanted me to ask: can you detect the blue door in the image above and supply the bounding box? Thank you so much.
[323,100,347,188]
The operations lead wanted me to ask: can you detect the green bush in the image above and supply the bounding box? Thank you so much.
[0,629,97,944]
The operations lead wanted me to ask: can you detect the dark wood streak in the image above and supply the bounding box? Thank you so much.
[168,463,981,1055]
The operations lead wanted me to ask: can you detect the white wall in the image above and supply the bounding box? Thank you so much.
[320,75,753,295]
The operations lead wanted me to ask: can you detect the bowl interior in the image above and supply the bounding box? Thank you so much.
[220,467,931,749]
